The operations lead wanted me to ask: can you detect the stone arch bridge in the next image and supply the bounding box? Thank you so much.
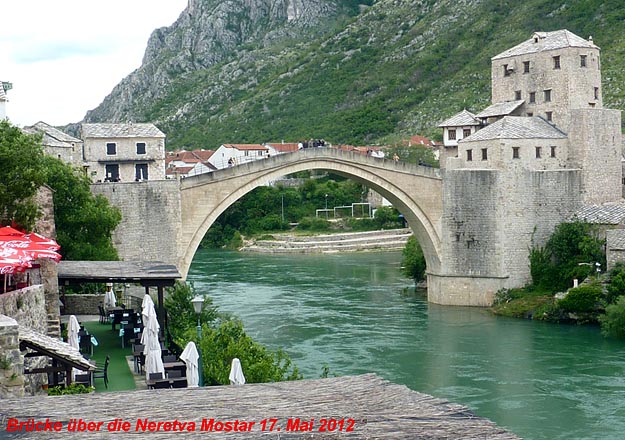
[94,148,504,306]
[179,148,443,281]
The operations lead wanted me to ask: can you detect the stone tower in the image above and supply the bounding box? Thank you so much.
[429,30,622,305]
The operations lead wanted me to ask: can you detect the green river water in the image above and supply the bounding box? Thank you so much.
[188,249,625,440]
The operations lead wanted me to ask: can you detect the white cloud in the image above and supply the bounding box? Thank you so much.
[1,0,188,126]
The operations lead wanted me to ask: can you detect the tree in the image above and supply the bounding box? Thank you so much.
[0,120,47,229]
[165,281,217,343]
[42,156,122,260]
[401,235,426,283]
[600,296,625,339]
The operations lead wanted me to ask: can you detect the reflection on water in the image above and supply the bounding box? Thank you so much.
[189,249,625,440]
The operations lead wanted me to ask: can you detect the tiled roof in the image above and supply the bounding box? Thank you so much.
[223,143,268,151]
[574,204,625,225]
[31,121,82,143]
[82,123,165,138]
[19,326,95,371]
[492,30,598,60]
[166,166,194,175]
[265,143,300,153]
[475,101,525,119]
[607,229,625,250]
[462,116,566,142]
[438,109,481,127]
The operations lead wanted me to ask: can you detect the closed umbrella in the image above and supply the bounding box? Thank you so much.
[67,315,81,380]
[103,283,116,309]
[142,297,164,381]
[229,358,246,385]
[180,341,199,387]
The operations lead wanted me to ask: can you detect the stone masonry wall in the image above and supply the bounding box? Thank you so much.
[0,287,48,396]
[63,294,105,316]
[0,315,25,399]
[92,180,182,266]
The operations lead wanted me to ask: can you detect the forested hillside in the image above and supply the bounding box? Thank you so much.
[84,0,625,149]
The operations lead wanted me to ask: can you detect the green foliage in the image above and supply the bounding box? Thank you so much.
[401,235,426,283]
[606,263,625,304]
[296,217,331,231]
[226,230,244,249]
[164,281,217,344]
[529,220,605,292]
[557,284,603,313]
[600,296,625,339]
[0,120,47,229]
[383,144,439,167]
[42,156,121,261]
[491,287,557,320]
[47,383,94,395]
[195,318,301,385]
[373,206,403,229]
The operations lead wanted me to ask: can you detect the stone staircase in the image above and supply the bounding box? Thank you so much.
[242,228,412,253]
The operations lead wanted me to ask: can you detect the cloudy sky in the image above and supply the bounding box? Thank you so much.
[1,0,188,127]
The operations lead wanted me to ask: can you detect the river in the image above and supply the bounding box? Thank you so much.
[188,249,625,440]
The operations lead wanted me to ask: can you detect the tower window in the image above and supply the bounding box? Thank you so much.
[523,61,530,73]
[594,87,599,100]
[503,64,511,76]
[553,55,561,69]
[544,89,552,102]
[481,148,488,160]
[535,146,542,158]
[136,142,146,154]
[550,146,557,158]
[463,128,471,138]
[527,112,533,117]
[546,111,553,122]
[529,92,536,103]
[467,149,473,161]
[512,147,520,159]
[515,90,522,100]
[580,55,587,67]
[448,129,456,140]
[106,142,117,155]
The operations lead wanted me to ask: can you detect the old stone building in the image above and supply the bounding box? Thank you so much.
[23,121,84,167]
[432,30,622,300]
[82,122,166,182]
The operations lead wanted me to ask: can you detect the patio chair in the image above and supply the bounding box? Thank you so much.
[74,373,92,387]
[149,372,163,381]
[171,378,188,388]
[162,354,177,363]
[93,355,110,389]
[167,369,182,378]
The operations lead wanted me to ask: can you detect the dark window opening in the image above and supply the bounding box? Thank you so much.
[448,129,456,140]
[463,128,471,138]
[535,146,542,158]
[106,143,116,155]
[515,90,522,100]
[529,91,536,103]
[512,147,520,159]
[553,56,560,69]
[546,111,553,122]
[544,89,552,102]
[550,146,556,158]
[594,87,599,100]
[523,61,530,73]
[503,64,511,76]
[527,112,534,117]
[135,164,149,181]
[136,142,146,154]
[580,55,587,67]
[481,148,488,161]
[467,149,473,161]
[105,164,119,181]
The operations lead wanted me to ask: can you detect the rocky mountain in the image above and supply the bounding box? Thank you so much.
[84,0,625,149]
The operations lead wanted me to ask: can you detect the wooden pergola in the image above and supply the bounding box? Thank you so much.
[57,261,182,333]
[19,326,95,387]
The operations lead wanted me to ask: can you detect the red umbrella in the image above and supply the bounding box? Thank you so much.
[0,228,62,274]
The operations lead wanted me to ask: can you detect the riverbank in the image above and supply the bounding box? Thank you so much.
[240,228,412,253]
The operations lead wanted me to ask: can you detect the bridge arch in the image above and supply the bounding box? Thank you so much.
[178,149,443,279]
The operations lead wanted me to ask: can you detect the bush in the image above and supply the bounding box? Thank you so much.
[600,296,625,339]
[47,383,94,395]
[296,217,331,231]
[557,284,602,313]
[400,235,426,283]
[165,281,217,344]
[606,263,625,304]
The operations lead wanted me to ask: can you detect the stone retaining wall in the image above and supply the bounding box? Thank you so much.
[0,286,47,334]
[63,294,105,316]
[0,315,24,398]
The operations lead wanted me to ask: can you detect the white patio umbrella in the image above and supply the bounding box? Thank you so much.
[180,341,200,387]
[142,297,165,381]
[229,358,246,385]
[67,315,81,380]
[103,284,116,310]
